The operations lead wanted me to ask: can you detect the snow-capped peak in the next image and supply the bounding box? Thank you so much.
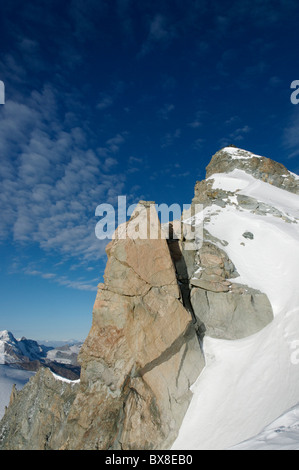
[204,146,299,196]
[220,146,263,160]
[0,330,50,365]
[0,330,17,344]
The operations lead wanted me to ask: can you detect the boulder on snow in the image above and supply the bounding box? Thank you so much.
[190,285,273,340]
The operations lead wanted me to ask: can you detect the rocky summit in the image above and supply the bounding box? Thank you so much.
[1,146,297,450]
[205,145,299,194]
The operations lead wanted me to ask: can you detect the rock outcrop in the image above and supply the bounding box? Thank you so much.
[189,243,273,340]
[205,146,299,195]
[168,146,276,341]
[0,202,204,450]
[190,285,273,340]
[0,368,79,450]
[168,237,273,341]
[60,202,204,450]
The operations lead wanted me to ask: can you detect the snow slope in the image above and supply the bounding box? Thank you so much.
[230,404,299,450]
[173,169,299,450]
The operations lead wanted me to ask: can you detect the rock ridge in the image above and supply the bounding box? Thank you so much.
[205,146,299,194]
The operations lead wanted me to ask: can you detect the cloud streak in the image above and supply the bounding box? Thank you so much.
[25,267,98,292]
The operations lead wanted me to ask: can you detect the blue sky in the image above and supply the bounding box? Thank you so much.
[0,0,299,341]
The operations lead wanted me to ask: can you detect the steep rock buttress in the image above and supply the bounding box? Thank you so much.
[0,202,204,450]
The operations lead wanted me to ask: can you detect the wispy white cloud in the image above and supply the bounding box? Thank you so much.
[24,267,98,291]
[161,128,181,148]
[139,13,177,57]
[126,155,145,174]
[0,83,126,266]
[96,93,114,110]
[225,115,240,126]
[193,138,205,150]
[157,103,175,120]
[230,125,251,141]
[55,275,98,292]
[97,132,127,160]
[188,120,202,129]
[218,123,251,148]
[187,110,206,129]
[96,81,126,111]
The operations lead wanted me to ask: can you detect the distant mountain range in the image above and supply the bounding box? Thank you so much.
[0,330,82,380]
[37,338,83,348]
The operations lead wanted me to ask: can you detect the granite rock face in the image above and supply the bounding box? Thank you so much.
[0,368,79,450]
[64,203,204,450]
[0,202,204,450]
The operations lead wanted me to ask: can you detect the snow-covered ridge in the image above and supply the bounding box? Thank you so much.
[173,164,299,450]
[204,147,299,197]
[0,330,16,343]
[51,371,80,384]
[221,146,263,160]
[207,169,299,220]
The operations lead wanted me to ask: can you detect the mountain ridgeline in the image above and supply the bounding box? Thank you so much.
[0,146,299,450]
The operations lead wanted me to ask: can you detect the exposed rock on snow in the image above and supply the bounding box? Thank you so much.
[242,231,254,240]
[169,237,273,340]
[191,286,273,340]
